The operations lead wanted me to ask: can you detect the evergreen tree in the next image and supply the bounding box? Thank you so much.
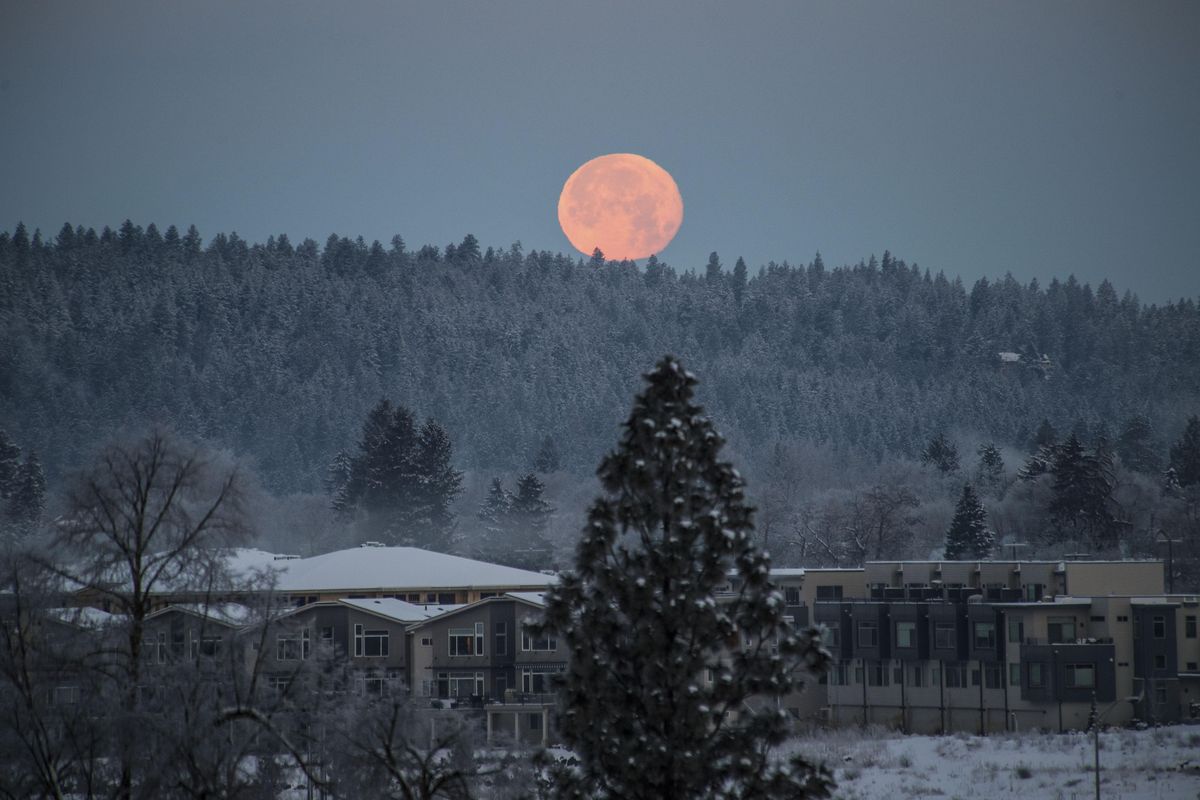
[537,357,833,800]
[531,435,562,473]
[1169,415,1200,488]
[705,251,722,283]
[1048,434,1115,549]
[1032,419,1058,451]
[943,484,992,560]
[920,433,960,474]
[732,256,748,304]
[1115,414,1160,473]
[330,401,462,551]
[975,443,1005,495]
[508,472,553,568]
[5,451,46,528]
[0,430,20,499]
[476,477,513,557]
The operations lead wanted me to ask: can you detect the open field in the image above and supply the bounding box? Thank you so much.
[784,725,1200,800]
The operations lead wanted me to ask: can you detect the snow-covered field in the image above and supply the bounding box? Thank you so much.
[783,725,1200,800]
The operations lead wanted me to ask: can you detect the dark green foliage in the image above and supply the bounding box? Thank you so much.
[921,433,960,474]
[6,451,46,527]
[732,256,748,304]
[1114,414,1160,473]
[475,474,553,569]
[1047,434,1115,549]
[1169,416,1200,488]
[943,484,993,559]
[2,224,1199,497]
[330,399,462,551]
[539,357,832,800]
[531,436,562,474]
[1033,419,1058,451]
[975,443,1005,496]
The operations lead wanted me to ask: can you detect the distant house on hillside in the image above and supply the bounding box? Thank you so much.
[997,350,1053,379]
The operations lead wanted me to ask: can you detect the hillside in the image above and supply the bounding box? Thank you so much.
[2,221,1198,494]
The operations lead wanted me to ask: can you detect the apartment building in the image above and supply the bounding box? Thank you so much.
[812,559,1197,732]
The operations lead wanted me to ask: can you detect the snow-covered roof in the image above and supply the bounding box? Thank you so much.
[339,597,458,623]
[147,602,256,627]
[998,351,1022,363]
[506,591,548,607]
[47,606,120,630]
[273,546,557,593]
[770,568,806,578]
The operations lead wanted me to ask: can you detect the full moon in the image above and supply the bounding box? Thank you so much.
[557,153,683,261]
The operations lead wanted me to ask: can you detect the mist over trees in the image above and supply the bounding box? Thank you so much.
[3,222,1199,494]
[1,222,1199,581]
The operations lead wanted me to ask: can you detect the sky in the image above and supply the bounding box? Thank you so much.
[2,0,1198,303]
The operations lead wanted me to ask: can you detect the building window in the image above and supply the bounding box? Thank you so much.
[521,667,561,694]
[934,621,956,650]
[910,665,925,687]
[822,622,840,648]
[1154,654,1167,670]
[1027,663,1044,689]
[945,663,966,688]
[441,672,484,698]
[854,664,864,685]
[895,621,916,649]
[974,621,996,649]
[1009,663,1021,688]
[50,685,80,706]
[1153,685,1167,706]
[438,593,456,605]
[144,631,167,664]
[816,585,843,600]
[267,675,290,695]
[320,626,334,646]
[276,630,310,661]
[832,662,850,686]
[1048,616,1076,644]
[1187,662,1197,672]
[496,674,507,697]
[522,626,557,652]
[528,712,543,730]
[784,587,801,605]
[971,667,981,687]
[1024,583,1044,601]
[495,622,508,656]
[1007,619,1024,644]
[985,663,1004,689]
[354,624,389,657]
[1116,615,1128,622]
[867,662,889,687]
[420,636,433,647]
[1186,616,1197,638]
[857,621,879,648]
[893,662,904,685]
[1152,616,1166,639]
[191,633,222,659]
[449,623,485,657]
[360,670,394,697]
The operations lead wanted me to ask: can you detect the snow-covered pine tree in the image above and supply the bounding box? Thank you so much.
[537,356,833,800]
[975,443,1005,496]
[477,477,513,557]
[943,483,993,560]
[920,433,960,474]
[1169,415,1200,488]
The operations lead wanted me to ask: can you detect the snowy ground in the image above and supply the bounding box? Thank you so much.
[782,725,1200,800]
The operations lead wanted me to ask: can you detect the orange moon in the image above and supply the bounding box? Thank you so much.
[557,153,683,261]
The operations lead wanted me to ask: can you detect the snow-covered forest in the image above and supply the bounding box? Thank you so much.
[2,221,1199,575]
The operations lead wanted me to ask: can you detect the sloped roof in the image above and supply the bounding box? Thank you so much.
[339,597,459,623]
[146,602,256,627]
[273,546,557,593]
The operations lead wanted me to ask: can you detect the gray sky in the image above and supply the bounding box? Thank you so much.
[2,0,1198,302]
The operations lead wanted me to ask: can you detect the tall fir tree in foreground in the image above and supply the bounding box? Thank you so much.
[943,484,993,560]
[538,356,832,800]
